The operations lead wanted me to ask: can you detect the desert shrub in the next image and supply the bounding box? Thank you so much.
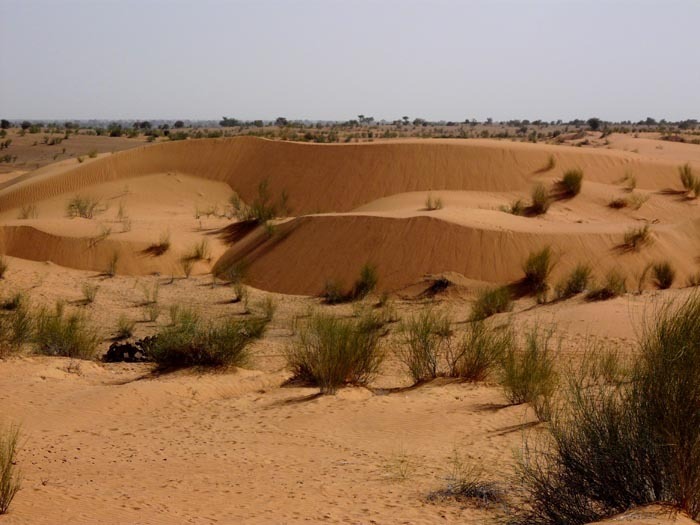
[501,198,526,216]
[34,302,99,359]
[530,183,550,215]
[447,321,513,381]
[500,325,557,407]
[470,286,513,321]
[515,293,700,524]
[623,224,650,249]
[607,197,628,209]
[150,310,269,369]
[148,231,170,255]
[106,251,119,277]
[115,315,135,340]
[522,247,555,295]
[143,303,161,323]
[1,301,33,351]
[180,256,194,278]
[396,309,451,383]
[0,423,21,515]
[254,296,277,321]
[559,168,583,197]
[188,239,210,261]
[351,263,378,300]
[627,193,649,210]
[679,163,699,197]
[542,154,556,172]
[652,261,675,290]
[81,282,99,304]
[285,310,384,394]
[66,195,99,219]
[0,257,6,279]
[586,271,627,301]
[425,193,443,211]
[555,264,592,299]
[429,449,503,506]
[231,179,289,223]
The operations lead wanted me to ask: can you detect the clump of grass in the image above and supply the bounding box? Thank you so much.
[143,303,161,323]
[687,272,700,288]
[586,270,626,301]
[522,246,555,296]
[470,286,512,321]
[286,310,384,394]
[34,302,99,359]
[81,282,99,304]
[530,183,550,215]
[500,325,557,411]
[0,257,7,279]
[66,195,99,219]
[424,193,443,211]
[608,197,628,209]
[542,154,556,172]
[115,315,135,340]
[396,309,451,383]
[559,168,583,197]
[139,281,159,305]
[231,179,289,223]
[447,321,513,381]
[679,162,700,198]
[0,422,21,515]
[555,263,592,299]
[17,204,38,219]
[322,263,379,304]
[148,231,170,255]
[180,256,194,278]
[1,300,33,352]
[627,192,649,210]
[501,198,526,216]
[623,224,651,249]
[105,251,119,277]
[190,239,210,261]
[515,293,700,524]
[652,261,675,290]
[429,449,503,507]
[151,309,270,369]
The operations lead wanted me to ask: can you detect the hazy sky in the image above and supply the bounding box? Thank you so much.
[1,0,698,121]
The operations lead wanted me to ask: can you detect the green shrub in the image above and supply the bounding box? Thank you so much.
[285,311,384,394]
[470,286,513,321]
[555,264,592,299]
[34,302,99,359]
[396,309,451,383]
[559,168,583,196]
[523,247,555,295]
[231,179,289,223]
[0,422,21,515]
[652,261,675,290]
[500,325,557,407]
[586,271,627,301]
[530,183,550,215]
[501,198,526,216]
[515,293,700,524]
[679,163,699,198]
[351,263,378,300]
[447,321,513,381]
[66,195,99,219]
[150,309,269,369]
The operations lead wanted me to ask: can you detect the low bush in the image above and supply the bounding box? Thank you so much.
[515,293,700,523]
[679,163,700,198]
[530,183,550,215]
[285,310,384,394]
[66,195,99,219]
[81,282,99,304]
[470,286,513,321]
[150,309,269,369]
[623,224,651,249]
[34,302,99,359]
[586,271,627,301]
[425,193,443,211]
[396,309,451,383]
[559,168,583,197]
[522,247,555,295]
[0,422,21,515]
[323,263,379,303]
[555,264,592,299]
[447,321,513,381]
[652,261,676,290]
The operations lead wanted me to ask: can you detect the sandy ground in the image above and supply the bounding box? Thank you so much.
[0,136,699,524]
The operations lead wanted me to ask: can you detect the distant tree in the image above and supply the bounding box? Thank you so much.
[402,116,410,125]
[1,119,10,129]
[21,120,31,130]
[252,120,263,127]
[159,123,170,130]
[139,121,152,130]
[107,122,123,137]
[587,117,602,131]
[220,116,241,127]
[644,117,658,126]
[173,120,184,128]
[412,118,427,127]
[274,117,288,127]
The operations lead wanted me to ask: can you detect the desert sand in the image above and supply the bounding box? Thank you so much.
[1,135,699,524]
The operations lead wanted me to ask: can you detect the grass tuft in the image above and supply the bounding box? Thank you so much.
[470,286,513,321]
[0,422,21,515]
[396,309,451,383]
[651,261,675,290]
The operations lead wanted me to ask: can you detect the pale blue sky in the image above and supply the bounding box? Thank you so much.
[1,0,698,121]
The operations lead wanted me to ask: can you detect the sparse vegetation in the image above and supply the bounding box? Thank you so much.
[147,231,171,255]
[679,162,700,198]
[623,224,651,249]
[396,309,451,383]
[501,198,526,216]
[530,183,550,215]
[429,449,503,507]
[106,251,119,277]
[115,315,135,340]
[515,294,700,524]
[555,263,592,299]
[323,263,379,303]
[424,193,443,211]
[17,204,38,219]
[470,286,513,321]
[447,321,513,381]
[285,310,384,394]
[559,168,583,197]
[0,422,21,515]
[586,270,626,301]
[151,309,270,369]
[81,282,99,304]
[651,261,675,289]
[231,179,289,224]
[522,246,555,296]
[34,302,99,359]
[66,195,99,218]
